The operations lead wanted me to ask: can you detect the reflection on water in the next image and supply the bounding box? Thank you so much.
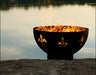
[1,0,95,60]
[0,0,96,10]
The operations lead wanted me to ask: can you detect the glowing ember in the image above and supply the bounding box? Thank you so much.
[35,26,87,32]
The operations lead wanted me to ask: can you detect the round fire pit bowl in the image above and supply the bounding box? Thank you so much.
[33,26,89,60]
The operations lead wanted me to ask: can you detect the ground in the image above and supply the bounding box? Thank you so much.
[0,59,96,75]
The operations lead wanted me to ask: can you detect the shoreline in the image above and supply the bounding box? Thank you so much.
[0,58,96,75]
[0,58,95,61]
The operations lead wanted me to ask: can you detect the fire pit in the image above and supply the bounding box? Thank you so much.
[33,26,89,60]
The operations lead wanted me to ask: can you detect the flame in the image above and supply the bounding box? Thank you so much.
[35,26,87,32]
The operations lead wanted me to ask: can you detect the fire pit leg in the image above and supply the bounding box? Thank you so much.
[47,54,73,60]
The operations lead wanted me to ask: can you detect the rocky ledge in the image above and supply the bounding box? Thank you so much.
[0,59,96,75]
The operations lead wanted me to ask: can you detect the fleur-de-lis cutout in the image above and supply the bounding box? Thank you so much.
[38,34,47,47]
[58,38,67,47]
[79,35,84,46]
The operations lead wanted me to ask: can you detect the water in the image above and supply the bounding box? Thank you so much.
[1,0,95,60]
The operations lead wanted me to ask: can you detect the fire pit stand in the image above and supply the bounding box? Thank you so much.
[48,53,73,60]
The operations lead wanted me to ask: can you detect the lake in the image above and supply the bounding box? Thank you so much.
[1,0,95,60]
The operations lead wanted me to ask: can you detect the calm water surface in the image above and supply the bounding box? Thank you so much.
[1,2,95,60]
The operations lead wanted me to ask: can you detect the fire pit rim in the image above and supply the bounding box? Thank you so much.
[33,25,89,33]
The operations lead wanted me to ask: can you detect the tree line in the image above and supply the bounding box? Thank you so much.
[0,0,96,10]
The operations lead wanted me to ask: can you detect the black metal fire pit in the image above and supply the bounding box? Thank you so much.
[33,26,89,60]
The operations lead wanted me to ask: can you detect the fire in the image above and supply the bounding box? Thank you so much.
[35,26,87,32]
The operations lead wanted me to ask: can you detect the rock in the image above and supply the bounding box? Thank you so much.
[0,59,95,75]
